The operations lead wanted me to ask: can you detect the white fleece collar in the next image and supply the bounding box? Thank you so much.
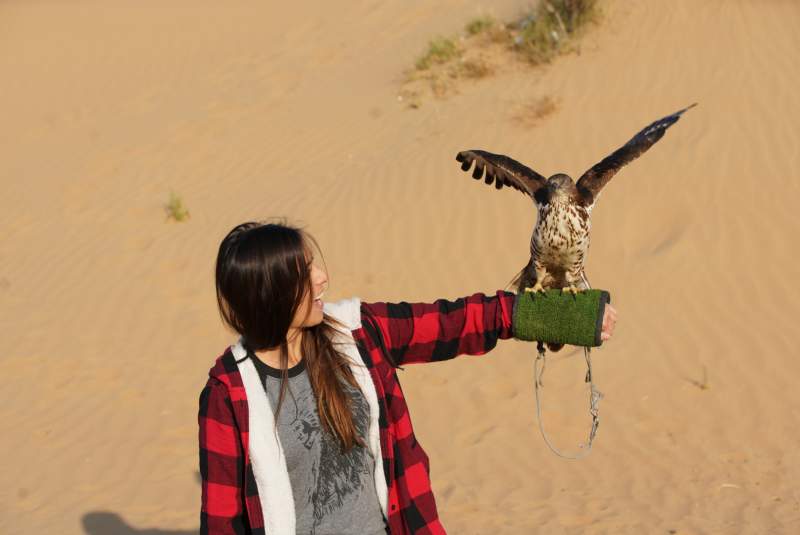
[233,297,388,534]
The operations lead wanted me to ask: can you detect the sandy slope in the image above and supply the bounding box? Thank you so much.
[2,0,799,533]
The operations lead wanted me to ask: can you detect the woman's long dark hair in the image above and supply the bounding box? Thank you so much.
[215,220,365,451]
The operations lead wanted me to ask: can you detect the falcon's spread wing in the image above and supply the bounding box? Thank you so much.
[576,103,697,206]
[455,150,547,199]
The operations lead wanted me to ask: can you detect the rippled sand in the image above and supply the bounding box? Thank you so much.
[2,0,799,533]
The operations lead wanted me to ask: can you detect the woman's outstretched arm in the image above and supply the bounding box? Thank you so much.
[361,289,612,367]
[360,291,515,367]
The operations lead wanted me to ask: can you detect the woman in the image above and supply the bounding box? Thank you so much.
[199,221,617,535]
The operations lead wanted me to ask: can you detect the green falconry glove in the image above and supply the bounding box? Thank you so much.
[512,289,611,347]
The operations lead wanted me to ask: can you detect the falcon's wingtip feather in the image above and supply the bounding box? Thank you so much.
[674,102,698,117]
[456,150,474,171]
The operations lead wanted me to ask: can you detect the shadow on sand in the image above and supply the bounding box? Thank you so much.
[82,471,202,534]
[82,512,196,535]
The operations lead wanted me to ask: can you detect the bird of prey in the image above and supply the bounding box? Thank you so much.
[455,103,696,299]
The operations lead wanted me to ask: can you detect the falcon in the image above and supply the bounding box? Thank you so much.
[455,103,696,299]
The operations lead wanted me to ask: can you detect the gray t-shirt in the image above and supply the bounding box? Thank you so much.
[250,352,388,535]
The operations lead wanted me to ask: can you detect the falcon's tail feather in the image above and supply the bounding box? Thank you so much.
[507,260,534,293]
[507,269,523,293]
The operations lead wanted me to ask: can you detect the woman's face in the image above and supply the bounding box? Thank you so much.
[290,252,328,329]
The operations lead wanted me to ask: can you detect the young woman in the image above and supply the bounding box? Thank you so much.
[199,221,617,535]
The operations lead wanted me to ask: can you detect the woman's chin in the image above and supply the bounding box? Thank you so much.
[306,308,325,327]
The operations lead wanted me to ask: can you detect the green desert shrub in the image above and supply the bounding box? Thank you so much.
[465,15,495,36]
[415,37,460,70]
[516,0,599,64]
[165,190,190,222]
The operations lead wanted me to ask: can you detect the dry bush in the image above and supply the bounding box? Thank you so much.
[457,57,495,79]
[513,96,559,127]
[515,0,600,64]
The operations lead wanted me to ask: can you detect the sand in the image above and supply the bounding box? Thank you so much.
[2,0,799,533]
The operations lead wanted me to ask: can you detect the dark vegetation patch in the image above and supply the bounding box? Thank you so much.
[400,1,600,108]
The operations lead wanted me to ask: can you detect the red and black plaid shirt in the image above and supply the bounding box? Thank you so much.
[199,290,516,534]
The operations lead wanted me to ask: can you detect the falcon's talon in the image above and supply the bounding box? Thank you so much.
[561,285,580,298]
[524,282,546,294]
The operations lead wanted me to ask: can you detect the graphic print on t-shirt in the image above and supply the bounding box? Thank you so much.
[254,356,385,534]
[310,381,372,521]
[284,390,318,451]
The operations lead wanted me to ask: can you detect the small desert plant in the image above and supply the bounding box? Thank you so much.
[515,0,599,64]
[458,58,494,79]
[465,15,495,36]
[513,95,559,127]
[415,37,460,70]
[165,190,190,222]
[554,0,599,33]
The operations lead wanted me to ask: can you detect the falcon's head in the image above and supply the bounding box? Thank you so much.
[546,173,577,202]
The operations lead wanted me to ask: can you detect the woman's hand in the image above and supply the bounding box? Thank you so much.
[600,304,617,342]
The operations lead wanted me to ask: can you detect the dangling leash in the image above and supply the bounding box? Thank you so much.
[534,343,603,459]
[532,272,604,459]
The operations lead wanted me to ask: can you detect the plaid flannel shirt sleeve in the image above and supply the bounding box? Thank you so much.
[361,290,516,366]
[198,377,250,535]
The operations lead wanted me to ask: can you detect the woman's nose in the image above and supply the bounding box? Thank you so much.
[312,265,328,287]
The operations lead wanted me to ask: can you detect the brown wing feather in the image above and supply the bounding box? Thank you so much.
[455,150,547,198]
[576,103,697,206]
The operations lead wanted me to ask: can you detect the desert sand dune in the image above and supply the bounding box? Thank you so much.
[2,0,799,533]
